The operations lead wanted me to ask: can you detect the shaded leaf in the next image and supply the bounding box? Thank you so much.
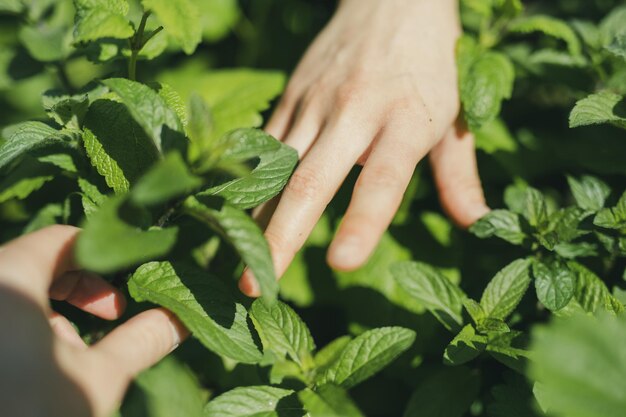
[129,261,263,364]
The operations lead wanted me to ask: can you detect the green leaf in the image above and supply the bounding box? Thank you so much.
[461,51,515,131]
[569,261,624,314]
[158,68,285,140]
[530,313,626,417]
[392,262,464,330]
[83,99,160,193]
[480,259,531,320]
[183,196,278,300]
[470,210,527,245]
[19,24,71,63]
[76,196,178,273]
[131,152,202,206]
[477,317,511,335]
[250,299,315,368]
[128,261,263,364]
[0,0,23,13]
[314,336,352,369]
[299,385,364,417]
[488,374,542,417]
[0,122,70,172]
[122,357,204,417]
[567,175,611,212]
[533,261,576,311]
[197,0,239,41]
[403,367,480,417]
[200,129,298,210]
[569,91,626,129]
[509,15,582,56]
[443,324,486,366]
[521,188,548,229]
[142,0,202,54]
[318,327,415,389]
[594,191,626,229]
[0,157,56,203]
[600,5,626,46]
[204,386,297,417]
[24,203,64,233]
[103,78,185,153]
[463,298,486,324]
[607,34,626,60]
[73,0,133,43]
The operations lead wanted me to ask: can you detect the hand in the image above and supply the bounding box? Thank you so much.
[240,0,489,295]
[0,226,188,417]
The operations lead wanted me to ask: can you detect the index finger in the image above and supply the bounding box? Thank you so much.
[0,225,80,304]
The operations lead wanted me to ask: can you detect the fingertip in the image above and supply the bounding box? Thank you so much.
[446,201,491,229]
[326,237,370,272]
[239,269,261,298]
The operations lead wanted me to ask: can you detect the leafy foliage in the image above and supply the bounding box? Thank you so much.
[2,0,626,416]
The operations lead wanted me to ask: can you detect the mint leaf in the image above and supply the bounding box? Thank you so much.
[461,51,515,131]
[607,34,626,59]
[509,15,582,56]
[73,0,133,43]
[594,191,626,229]
[0,122,70,172]
[314,336,352,370]
[128,261,263,364]
[299,385,364,417]
[250,299,315,368]
[569,91,626,129]
[480,259,532,319]
[183,196,278,300]
[319,327,415,389]
[403,367,480,417]
[530,313,626,417]
[392,261,464,330]
[463,298,486,324]
[103,78,185,153]
[0,157,55,203]
[131,152,202,206]
[122,357,204,417]
[533,261,576,311]
[19,23,71,63]
[444,325,486,366]
[158,68,285,140]
[521,188,548,229]
[142,0,202,55]
[75,196,178,273]
[83,99,160,193]
[569,261,624,314]
[203,386,296,417]
[567,175,611,212]
[200,129,298,209]
[470,210,527,245]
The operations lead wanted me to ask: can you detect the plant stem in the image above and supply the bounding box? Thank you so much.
[128,11,152,81]
[56,62,73,93]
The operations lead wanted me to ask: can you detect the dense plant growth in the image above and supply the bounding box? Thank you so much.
[0,0,625,416]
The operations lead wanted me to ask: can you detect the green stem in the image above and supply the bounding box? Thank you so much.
[128,11,152,81]
[56,62,73,93]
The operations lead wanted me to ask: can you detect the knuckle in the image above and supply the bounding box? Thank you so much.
[334,81,362,110]
[285,167,326,201]
[359,165,403,190]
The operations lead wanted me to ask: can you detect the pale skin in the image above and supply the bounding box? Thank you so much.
[240,0,489,296]
[0,225,188,417]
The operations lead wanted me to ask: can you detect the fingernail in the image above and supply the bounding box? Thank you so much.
[168,321,181,353]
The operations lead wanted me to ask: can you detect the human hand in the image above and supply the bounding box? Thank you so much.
[0,225,188,417]
[240,0,489,295]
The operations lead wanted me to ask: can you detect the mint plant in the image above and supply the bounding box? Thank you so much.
[0,1,415,415]
[2,0,626,416]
